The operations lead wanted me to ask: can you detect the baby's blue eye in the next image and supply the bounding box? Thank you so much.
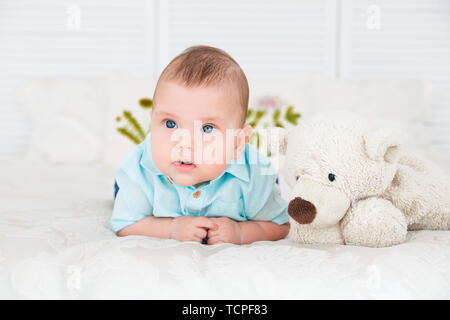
[202,124,214,133]
[164,120,177,129]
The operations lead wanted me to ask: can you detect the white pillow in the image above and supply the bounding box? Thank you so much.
[29,116,102,163]
[304,74,433,120]
[103,70,156,169]
[16,77,107,164]
[248,76,313,120]
[303,75,447,168]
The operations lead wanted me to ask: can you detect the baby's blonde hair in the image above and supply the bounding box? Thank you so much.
[153,45,249,126]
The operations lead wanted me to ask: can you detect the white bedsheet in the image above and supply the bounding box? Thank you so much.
[0,158,449,299]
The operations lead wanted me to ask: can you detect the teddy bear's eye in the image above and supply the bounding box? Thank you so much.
[328,173,336,182]
[295,175,300,181]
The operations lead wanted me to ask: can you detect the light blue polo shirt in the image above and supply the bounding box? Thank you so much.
[110,133,289,233]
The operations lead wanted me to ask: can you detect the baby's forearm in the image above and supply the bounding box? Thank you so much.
[238,221,290,244]
[117,216,173,238]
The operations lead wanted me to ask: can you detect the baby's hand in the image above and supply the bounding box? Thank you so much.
[207,217,242,245]
[169,216,218,242]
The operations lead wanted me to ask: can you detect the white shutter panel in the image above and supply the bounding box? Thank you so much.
[159,0,338,79]
[340,0,450,163]
[0,0,152,156]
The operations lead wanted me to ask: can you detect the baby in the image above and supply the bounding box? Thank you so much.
[111,45,290,245]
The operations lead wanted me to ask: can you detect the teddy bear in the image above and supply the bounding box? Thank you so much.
[271,111,450,247]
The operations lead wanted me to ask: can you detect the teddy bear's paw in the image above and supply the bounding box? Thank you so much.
[341,198,407,248]
[288,222,344,245]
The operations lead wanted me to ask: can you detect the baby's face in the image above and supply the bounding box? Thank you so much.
[150,80,252,187]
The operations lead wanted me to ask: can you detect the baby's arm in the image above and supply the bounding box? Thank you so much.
[207,217,289,245]
[118,215,218,242]
[239,220,290,244]
[117,216,172,238]
[112,174,218,242]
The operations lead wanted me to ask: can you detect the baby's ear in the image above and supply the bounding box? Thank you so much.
[242,124,253,145]
[363,128,402,164]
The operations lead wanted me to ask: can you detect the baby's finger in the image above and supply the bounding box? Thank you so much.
[192,237,204,243]
[208,239,225,245]
[195,217,219,231]
[194,227,207,239]
[206,228,219,238]
[207,236,225,245]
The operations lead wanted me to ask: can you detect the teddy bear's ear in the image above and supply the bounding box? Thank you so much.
[267,127,289,155]
[363,128,402,164]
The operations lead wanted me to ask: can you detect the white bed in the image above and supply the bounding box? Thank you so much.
[1,157,449,299]
[1,74,448,299]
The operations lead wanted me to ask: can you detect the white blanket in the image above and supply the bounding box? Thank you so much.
[0,158,449,299]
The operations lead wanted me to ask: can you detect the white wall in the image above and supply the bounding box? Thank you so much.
[339,0,450,161]
[157,0,337,78]
[0,0,152,156]
[0,0,449,162]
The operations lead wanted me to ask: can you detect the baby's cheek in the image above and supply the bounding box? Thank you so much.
[151,130,176,167]
[200,137,232,164]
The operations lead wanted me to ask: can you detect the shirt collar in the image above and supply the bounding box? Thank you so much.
[223,149,250,182]
[140,133,250,183]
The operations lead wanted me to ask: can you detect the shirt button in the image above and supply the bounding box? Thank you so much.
[166,177,173,184]
[193,190,201,198]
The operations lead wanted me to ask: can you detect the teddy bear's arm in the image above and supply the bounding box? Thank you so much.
[340,198,407,248]
[288,222,344,245]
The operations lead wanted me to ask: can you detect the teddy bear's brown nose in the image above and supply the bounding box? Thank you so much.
[288,197,317,224]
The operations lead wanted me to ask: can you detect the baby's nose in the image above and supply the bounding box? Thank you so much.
[175,136,194,151]
[288,197,317,224]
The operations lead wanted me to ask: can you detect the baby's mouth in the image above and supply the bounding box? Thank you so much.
[174,160,194,165]
[173,160,196,172]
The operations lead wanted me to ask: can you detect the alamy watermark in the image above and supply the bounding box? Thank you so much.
[366,4,381,30]
[66,4,81,31]
[167,121,284,174]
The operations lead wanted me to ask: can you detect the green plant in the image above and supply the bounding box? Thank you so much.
[245,102,301,155]
[246,105,301,129]
[116,98,153,145]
